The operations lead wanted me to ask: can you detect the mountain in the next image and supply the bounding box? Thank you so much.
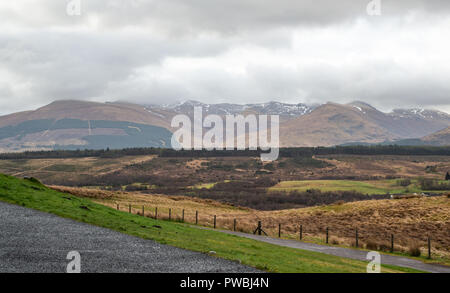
[0,100,174,152]
[151,100,314,121]
[421,127,450,145]
[345,102,450,138]
[387,108,450,138]
[0,99,449,152]
[0,100,173,129]
[279,102,399,147]
[279,101,450,147]
[383,127,450,146]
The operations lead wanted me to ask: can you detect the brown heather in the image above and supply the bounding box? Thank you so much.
[51,185,450,261]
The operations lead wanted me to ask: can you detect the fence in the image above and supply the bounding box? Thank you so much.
[115,203,434,259]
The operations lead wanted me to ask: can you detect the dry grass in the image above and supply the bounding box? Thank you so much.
[185,159,208,170]
[0,155,156,182]
[51,185,252,225]
[51,185,450,262]
[316,154,450,179]
[2,154,449,188]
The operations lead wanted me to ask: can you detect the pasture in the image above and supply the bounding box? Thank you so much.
[268,179,449,195]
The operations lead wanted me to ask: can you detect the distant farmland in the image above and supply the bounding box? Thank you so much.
[269,179,449,195]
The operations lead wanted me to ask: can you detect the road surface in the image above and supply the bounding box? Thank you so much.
[204,228,450,273]
[0,201,257,273]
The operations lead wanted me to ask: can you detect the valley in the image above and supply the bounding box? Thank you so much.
[1,146,449,266]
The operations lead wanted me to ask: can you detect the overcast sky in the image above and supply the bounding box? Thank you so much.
[1,0,450,115]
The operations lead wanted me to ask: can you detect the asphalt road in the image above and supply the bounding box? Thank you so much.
[207,228,450,273]
[0,201,258,273]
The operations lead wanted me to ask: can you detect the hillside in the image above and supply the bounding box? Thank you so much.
[0,101,174,152]
[421,127,450,145]
[0,100,173,129]
[360,127,450,146]
[52,184,450,262]
[155,100,314,122]
[388,109,450,137]
[0,118,173,152]
[0,173,417,273]
[279,103,398,146]
[0,99,449,151]
[279,102,450,147]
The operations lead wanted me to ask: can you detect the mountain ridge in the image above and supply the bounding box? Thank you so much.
[0,99,449,151]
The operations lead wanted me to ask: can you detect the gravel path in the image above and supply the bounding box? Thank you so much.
[205,228,450,273]
[0,202,258,273]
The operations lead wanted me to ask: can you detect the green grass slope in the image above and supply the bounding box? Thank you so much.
[0,174,422,273]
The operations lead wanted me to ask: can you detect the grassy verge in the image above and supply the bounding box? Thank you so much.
[0,174,423,273]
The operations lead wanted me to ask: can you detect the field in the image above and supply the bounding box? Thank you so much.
[0,155,156,186]
[0,154,449,210]
[1,154,449,188]
[52,184,450,264]
[1,150,449,267]
[0,174,421,273]
[269,179,448,195]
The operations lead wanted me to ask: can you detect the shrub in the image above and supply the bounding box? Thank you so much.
[378,242,391,252]
[425,165,437,173]
[24,177,43,185]
[408,243,421,257]
[289,156,331,168]
[396,178,411,187]
[365,241,379,250]
[418,177,450,190]
[330,237,340,245]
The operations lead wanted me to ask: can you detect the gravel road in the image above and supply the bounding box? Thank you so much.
[0,201,258,273]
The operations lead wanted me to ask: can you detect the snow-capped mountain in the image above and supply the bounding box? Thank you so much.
[149,100,315,118]
[244,101,313,116]
[390,108,450,120]
[1,99,448,152]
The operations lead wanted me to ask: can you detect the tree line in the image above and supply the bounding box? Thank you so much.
[0,145,449,160]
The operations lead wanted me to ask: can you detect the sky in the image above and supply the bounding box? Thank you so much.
[1,0,450,115]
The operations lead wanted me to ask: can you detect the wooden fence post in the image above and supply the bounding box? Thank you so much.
[428,237,431,259]
[326,227,329,244]
[278,224,281,238]
[155,207,158,220]
[142,206,144,217]
[355,228,359,248]
[169,208,171,221]
[391,234,394,253]
[129,204,131,213]
[252,221,269,237]
[116,203,119,210]
[195,211,198,225]
[214,215,216,229]
[300,224,303,241]
[233,219,236,231]
[182,209,185,222]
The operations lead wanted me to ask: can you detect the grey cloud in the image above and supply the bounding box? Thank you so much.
[111,60,450,111]
[3,1,450,33]
[0,1,449,114]
[0,29,243,103]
